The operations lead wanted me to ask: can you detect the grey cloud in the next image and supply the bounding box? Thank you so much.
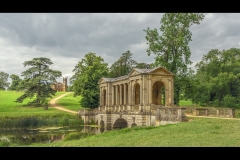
[1,13,240,83]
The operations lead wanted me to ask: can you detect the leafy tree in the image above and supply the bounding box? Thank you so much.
[15,57,62,109]
[192,48,240,108]
[109,50,153,78]
[135,62,154,69]
[8,74,22,90]
[70,52,109,108]
[144,13,205,105]
[0,71,10,90]
[109,50,137,78]
[67,85,73,92]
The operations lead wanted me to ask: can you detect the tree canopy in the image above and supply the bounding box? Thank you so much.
[144,13,205,105]
[0,71,10,90]
[15,57,62,109]
[8,74,22,90]
[191,48,240,108]
[70,52,109,108]
[109,50,153,78]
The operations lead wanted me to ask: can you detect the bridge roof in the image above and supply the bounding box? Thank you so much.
[98,66,174,84]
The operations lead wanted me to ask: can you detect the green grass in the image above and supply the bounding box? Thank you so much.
[22,117,240,147]
[2,91,240,147]
[0,91,73,117]
[56,92,83,111]
[179,99,193,106]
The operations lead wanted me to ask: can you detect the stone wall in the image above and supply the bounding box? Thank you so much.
[185,107,235,118]
[155,107,187,125]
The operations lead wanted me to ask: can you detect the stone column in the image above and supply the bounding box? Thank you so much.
[142,75,145,105]
[132,81,135,105]
[112,85,115,107]
[172,77,174,106]
[139,77,143,112]
[124,83,126,105]
[116,85,119,106]
[165,87,168,106]
[168,79,172,105]
[159,85,162,105]
[106,83,108,108]
[115,85,117,106]
[120,84,122,105]
[148,75,152,105]
[100,87,102,106]
[129,81,132,105]
[108,83,112,111]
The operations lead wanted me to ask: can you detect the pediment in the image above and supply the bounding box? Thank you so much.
[150,67,174,75]
[128,69,140,77]
[98,78,106,84]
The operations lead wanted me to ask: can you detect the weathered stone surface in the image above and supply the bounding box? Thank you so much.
[185,107,235,118]
[79,66,187,128]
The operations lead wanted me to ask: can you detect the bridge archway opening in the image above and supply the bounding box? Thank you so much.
[152,81,165,105]
[100,120,104,127]
[100,120,105,133]
[113,118,128,129]
[131,123,137,128]
[134,83,140,105]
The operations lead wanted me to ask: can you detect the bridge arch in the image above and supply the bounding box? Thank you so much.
[131,123,137,128]
[100,120,104,127]
[113,118,128,129]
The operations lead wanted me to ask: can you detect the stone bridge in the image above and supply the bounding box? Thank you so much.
[78,66,187,130]
[79,104,187,130]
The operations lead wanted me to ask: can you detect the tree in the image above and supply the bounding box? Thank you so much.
[109,50,137,78]
[109,50,153,78]
[135,62,154,69]
[0,71,10,90]
[8,74,22,90]
[15,57,62,109]
[144,13,205,105]
[70,52,109,108]
[192,48,240,108]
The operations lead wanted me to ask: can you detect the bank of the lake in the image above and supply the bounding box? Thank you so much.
[0,91,86,147]
[19,116,240,147]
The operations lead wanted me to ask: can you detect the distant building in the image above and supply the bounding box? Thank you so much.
[51,77,68,92]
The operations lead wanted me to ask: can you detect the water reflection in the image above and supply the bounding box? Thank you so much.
[0,126,99,145]
[0,125,127,146]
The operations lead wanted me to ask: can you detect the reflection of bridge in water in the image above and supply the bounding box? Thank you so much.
[79,66,187,130]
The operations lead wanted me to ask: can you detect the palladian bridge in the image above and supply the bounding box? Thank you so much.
[78,66,187,131]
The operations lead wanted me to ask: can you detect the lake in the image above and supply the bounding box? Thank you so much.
[0,125,104,146]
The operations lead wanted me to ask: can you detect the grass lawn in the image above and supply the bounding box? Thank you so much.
[179,99,194,106]
[0,91,73,117]
[56,92,83,111]
[24,116,240,147]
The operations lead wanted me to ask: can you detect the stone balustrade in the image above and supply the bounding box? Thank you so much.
[185,107,235,118]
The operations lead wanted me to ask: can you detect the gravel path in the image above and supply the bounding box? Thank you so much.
[49,92,78,114]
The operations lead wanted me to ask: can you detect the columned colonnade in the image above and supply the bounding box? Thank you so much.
[98,67,175,111]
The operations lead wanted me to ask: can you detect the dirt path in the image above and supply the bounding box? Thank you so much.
[50,92,78,114]
[186,114,240,120]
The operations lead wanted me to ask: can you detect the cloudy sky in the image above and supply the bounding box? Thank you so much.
[1,13,240,85]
